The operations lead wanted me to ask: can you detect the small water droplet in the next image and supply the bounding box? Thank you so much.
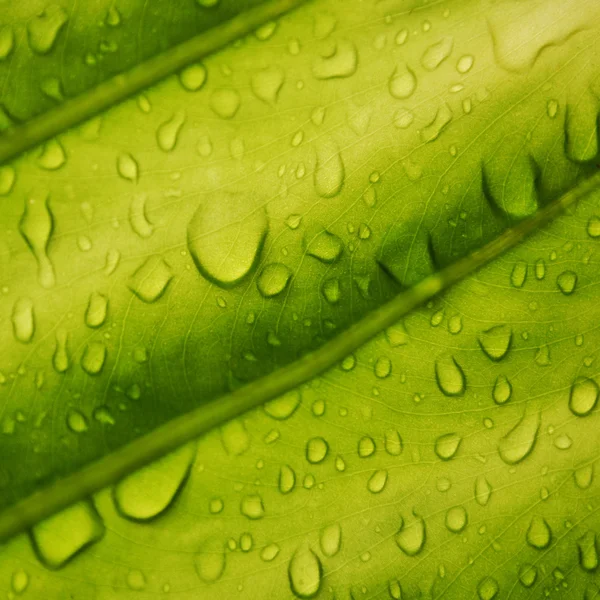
[179,63,207,91]
[53,329,70,373]
[85,292,108,328]
[358,435,376,457]
[37,139,66,170]
[518,564,537,587]
[11,568,29,594]
[128,256,173,303]
[574,464,594,489]
[587,216,600,238]
[445,506,467,533]
[288,544,322,598]
[526,515,551,549]
[510,261,527,288]
[498,413,539,464]
[535,259,546,279]
[389,64,417,99]
[569,377,599,416]
[547,99,559,119]
[374,356,392,379]
[320,523,341,557]
[220,420,250,455]
[578,531,598,571]
[12,298,35,343]
[368,469,388,493]
[389,579,402,599]
[210,88,241,119]
[492,374,512,404]
[279,465,296,494]
[435,355,466,396]
[66,409,88,433]
[312,40,358,79]
[384,430,403,455]
[157,110,185,152]
[420,103,453,143]
[265,389,301,420]
[251,66,285,103]
[126,569,146,591]
[477,577,499,600]
[556,270,577,295]
[435,433,461,460]
[474,476,492,506]
[0,165,15,194]
[0,26,14,60]
[257,263,292,297]
[456,55,474,73]
[117,153,139,181]
[478,325,512,361]
[322,278,341,304]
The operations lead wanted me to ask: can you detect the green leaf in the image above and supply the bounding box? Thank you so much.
[1,0,600,597]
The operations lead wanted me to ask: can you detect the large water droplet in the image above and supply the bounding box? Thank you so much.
[257,263,292,297]
[81,341,107,375]
[368,469,388,493]
[498,413,539,465]
[279,465,296,494]
[128,256,173,303]
[312,40,358,79]
[389,64,417,99]
[435,355,466,396]
[251,66,284,103]
[265,389,301,420]
[37,139,66,170]
[220,419,250,455]
[306,231,343,263]
[314,138,344,198]
[492,374,512,404]
[288,545,322,598]
[194,537,226,582]
[556,270,577,295]
[445,506,467,533]
[320,523,341,557]
[114,443,195,521]
[19,193,55,288]
[85,292,108,328]
[395,514,426,556]
[179,63,207,91]
[478,325,512,361]
[12,298,35,343]
[569,377,599,416]
[210,88,241,119]
[306,437,328,463]
[526,515,551,549]
[435,433,461,460]
[29,501,104,569]
[421,37,454,70]
[27,5,68,54]
[420,103,453,143]
[240,494,264,519]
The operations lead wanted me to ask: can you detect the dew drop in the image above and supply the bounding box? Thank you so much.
[0,26,14,60]
[288,545,322,598]
[117,153,139,181]
[81,341,107,376]
[12,298,35,343]
[421,37,453,70]
[587,216,600,238]
[420,103,453,143]
[306,437,328,463]
[157,110,185,152]
[393,108,414,129]
[574,464,594,489]
[85,292,108,328]
[478,325,512,361]
[445,506,467,533]
[11,568,29,594]
[358,435,376,458]
[526,515,551,549]
[66,409,88,433]
[435,355,466,396]
[240,494,264,519]
[306,231,343,263]
[279,465,296,494]
[578,531,598,571]
[435,433,461,460]
[53,329,70,373]
[389,580,402,599]
[556,270,577,295]
[474,475,492,506]
[179,63,207,91]
[27,5,68,54]
[312,40,358,79]
[374,356,392,379]
[518,564,537,587]
[510,261,527,287]
[126,569,146,591]
[261,543,280,561]
[569,377,599,417]
[128,256,173,303]
[209,88,241,119]
[477,577,499,600]
[384,430,403,455]
[456,55,474,73]
[322,278,341,304]
[194,537,226,582]
[395,514,426,556]
[492,375,512,404]
[37,139,66,170]
[265,389,301,420]
[368,469,388,493]
[314,138,344,198]
[320,523,341,557]
[547,99,559,119]
[220,420,250,455]
[251,66,284,104]
[389,64,417,99]
[498,413,539,465]
[257,263,292,297]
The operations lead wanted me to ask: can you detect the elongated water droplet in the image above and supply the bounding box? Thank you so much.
[384,430,403,455]
[128,193,153,238]
[157,111,185,152]
[578,531,598,571]
[368,469,388,493]
[128,256,173,303]
[188,195,268,288]
[492,374,512,404]
[194,538,226,582]
[114,443,195,521]
[420,103,452,143]
[81,341,107,375]
[265,389,301,420]
[389,64,417,99]
[251,66,284,103]
[27,5,68,54]
[306,231,343,263]
[257,263,292,297]
[475,475,492,506]
[435,355,466,396]
[435,433,461,460]
[557,270,577,295]
[314,138,344,198]
[261,543,280,562]
[66,409,88,433]
[53,329,70,373]
[29,501,104,569]
[312,40,357,79]
[306,437,328,463]
[479,325,512,361]
[421,37,453,70]
[445,506,467,533]
[526,515,551,549]
[510,261,527,287]
[85,292,108,328]
[320,523,341,557]
[289,545,322,598]
[12,298,35,343]
[498,413,539,464]
[11,568,28,594]
[210,88,241,119]
[375,356,392,379]
[19,194,55,288]
[457,55,474,73]
[395,514,426,556]
[279,465,296,494]
[179,63,207,91]
[569,377,599,416]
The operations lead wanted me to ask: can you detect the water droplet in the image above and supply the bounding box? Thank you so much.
[420,103,453,143]
[574,464,594,489]
[179,63,207,91]
[478,325,512,361]
[587,216,600,238]
[477,577,499,600]
[306,231,343,263]
[53,329,70,373]
[314,138,344,198]
[210,88,241,119]
[188,194,268,288]
[29,501,104,569]
[19,193,55,288]
[128,256,173,303]
[312,40,357,79]
[510,261,527,287]
[84,292,108,328]
[569,377,599,417]
[358,435,376,458]
[255,20,277,40]
[474,476,492,506]
[114,443,195,521]
[368,469,388,493]
[12,298,35,343]
[0,165,15,194]
[498,413,539,464]
[117,153,139,181]
[0,26,14,60]
[306,437,328,463]
[435,433,461,460]
[37,139,66,170]
[220,420,250,455]
[526,515,551,549]
[445,506,467,533]
[279,465,296,494]
[288,545,322,598]
[535,259,546,279]
[374,356,392,379]
[518,564,537,587]
[251,66,284,104]
[157,110,185,152]
[126,569,146,591]
[456,55,474,73]
[265,389,301,420]
[11,568,29,594]
[534,344,551,366]
[27,5,68,54]
[257,263,292,297]
[322,278,341,304]
[66,409,88,433]
[384,430,403,455]
[578,531,598,571]
[240,494,264,519]
[435,355,466,396]
[239,532,253,552]
[421,37,453,70]
[492,375,512,404]
[194,537,226,582]
[389,64,417,99]
[320,523,341,557]
[81,341,107,375]
[395,514,426,556]
[557,270,577,295]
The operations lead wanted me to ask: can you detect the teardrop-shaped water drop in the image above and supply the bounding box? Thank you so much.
[320,523,341,557]
[220,419,250,455]
[445,506,467,533]
[395,514,426,556]
[288,545,322,598]
[66,409,88,433]
[526,515,551,549]
[498,413,539,465]
[374,356,392,379]
[435,355,466,396]
[368,470,388,493]
[492,375,512,404]
[85,292,108,328]
[117,153,139,181]
[569,377,599,416]
[578,531,598,571]
[27,5,68,54]
[129,193,153,239]
[209,88,241,119]
[389,64,417,99]
[265,389,301,420]
[435,433,461,460]
[477,577,499,600]
[257,263,292,297]
[194,537,226,582]
[420,103,453,143]
[179,63,207,91]
[322,278,341,303]
[312,40,358,79]
[128,256,173,303]
[240,494,264,519]
[81,341,107,375]
[518,564,537,587]
[478,325,512,361]
[53,329,70,373]
[11,568,28,594]
[557,270,577,295]
[251,66,285,104]
[314,138,344,198]
[421,37,453,71]
[157,111,185,152]
[574,464,594,489]
[37,139,66,170]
